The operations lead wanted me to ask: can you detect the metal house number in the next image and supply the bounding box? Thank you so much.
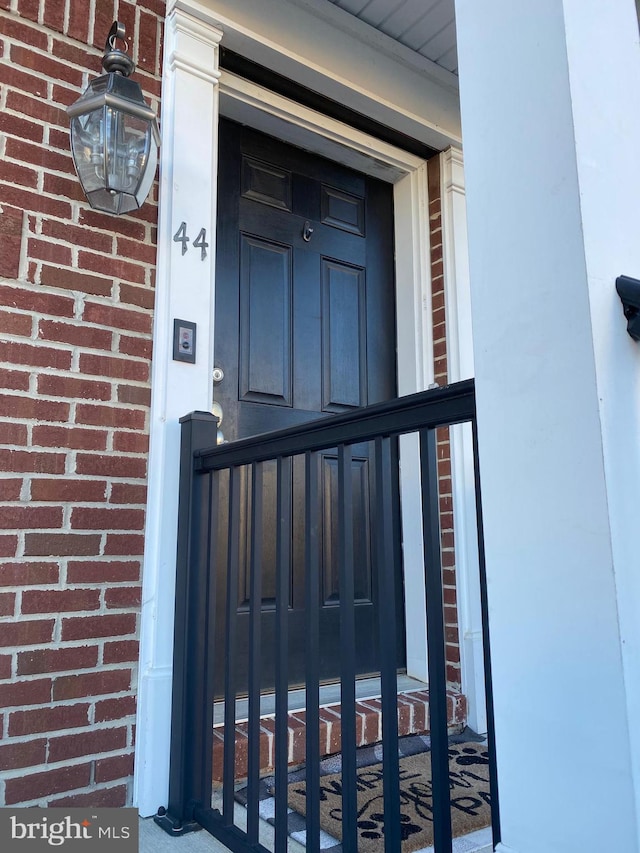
[173,222,209,260]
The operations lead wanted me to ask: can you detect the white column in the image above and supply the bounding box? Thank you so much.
[134,0,222,817]
[454,1,640,851]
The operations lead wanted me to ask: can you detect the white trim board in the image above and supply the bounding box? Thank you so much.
[134,3,224,817]
[218,72,421,182]
[135,0,468,816]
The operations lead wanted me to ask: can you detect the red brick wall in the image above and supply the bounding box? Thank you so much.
[0,0,164,807]
[427,154,461,692]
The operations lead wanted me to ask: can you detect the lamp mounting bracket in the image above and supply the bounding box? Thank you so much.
[102,21,135,77]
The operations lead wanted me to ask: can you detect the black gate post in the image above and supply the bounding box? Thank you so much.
[155,411,219,836]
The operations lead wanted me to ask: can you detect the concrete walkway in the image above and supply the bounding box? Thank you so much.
[139,817,228,853]
[140,815,493,853]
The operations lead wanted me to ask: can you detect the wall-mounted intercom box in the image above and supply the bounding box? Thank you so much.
[173,319,197,363]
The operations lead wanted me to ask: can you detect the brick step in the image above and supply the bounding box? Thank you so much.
[212,689,466,783]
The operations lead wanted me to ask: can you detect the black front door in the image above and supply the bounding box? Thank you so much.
[213,119,403,695]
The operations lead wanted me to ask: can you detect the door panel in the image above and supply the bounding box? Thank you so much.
[213,119,403,695]
[320,451,372,605]
[320,184,365,235]
[242,156,292,210]
[239,235,292,405]
[321,258,366,411]
[236,459,287,611]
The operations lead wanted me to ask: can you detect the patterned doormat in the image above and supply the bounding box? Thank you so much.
[235,734,491,852]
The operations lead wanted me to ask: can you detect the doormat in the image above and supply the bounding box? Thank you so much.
[286,741,490,852]
[235,733,491,852]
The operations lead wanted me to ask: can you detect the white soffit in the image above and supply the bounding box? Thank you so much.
[324,0,458,74]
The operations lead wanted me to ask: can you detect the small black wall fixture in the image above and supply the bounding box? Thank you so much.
[66,22,160,216]
[616,276,640,342]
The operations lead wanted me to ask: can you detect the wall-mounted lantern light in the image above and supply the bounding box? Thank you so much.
[66,22,160,216]
[616,275,640,341]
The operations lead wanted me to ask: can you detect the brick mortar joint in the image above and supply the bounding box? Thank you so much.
[0,722,136,745]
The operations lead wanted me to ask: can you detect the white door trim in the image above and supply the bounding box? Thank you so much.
[136,0,464,816]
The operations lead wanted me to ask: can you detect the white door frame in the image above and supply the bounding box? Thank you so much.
[135,0,468,816]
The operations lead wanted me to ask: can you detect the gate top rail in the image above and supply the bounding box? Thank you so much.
[188,379,475,473]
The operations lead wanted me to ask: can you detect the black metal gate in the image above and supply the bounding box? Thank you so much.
[156,380,500,852]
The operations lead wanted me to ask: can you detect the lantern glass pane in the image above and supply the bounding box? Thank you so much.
[135,133,157,207]
[104,109,151,195]
[70,109,106,193]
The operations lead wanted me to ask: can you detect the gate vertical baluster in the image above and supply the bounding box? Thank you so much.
[222,465,241,826]
[338,443,358,852]
[247,462,264,846]
[472,420,501,846]
[419,427,453,853]
[305,451,321,853]
[200,468,219,818]
[374,437,401,852]
[274,455,292,853]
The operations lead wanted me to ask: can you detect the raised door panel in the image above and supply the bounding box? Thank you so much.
[239,235,292,406]
[321,184,365,236]
[236,460,293,612]
[320,452,372,607]
[322,258,367,412]
[242,156,292,211]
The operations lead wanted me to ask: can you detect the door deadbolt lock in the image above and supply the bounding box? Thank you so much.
[213,367,224,384]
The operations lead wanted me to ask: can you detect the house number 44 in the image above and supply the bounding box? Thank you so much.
[173,222,209,260]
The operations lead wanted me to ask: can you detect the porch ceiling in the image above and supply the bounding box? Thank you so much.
[324,0,458,74]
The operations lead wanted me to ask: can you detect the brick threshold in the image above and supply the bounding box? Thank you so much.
[212,688,467,783]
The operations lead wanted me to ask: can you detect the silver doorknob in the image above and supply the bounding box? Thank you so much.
[213,367,224,384]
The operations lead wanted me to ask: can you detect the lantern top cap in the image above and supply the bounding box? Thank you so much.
[102,21,135,77]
